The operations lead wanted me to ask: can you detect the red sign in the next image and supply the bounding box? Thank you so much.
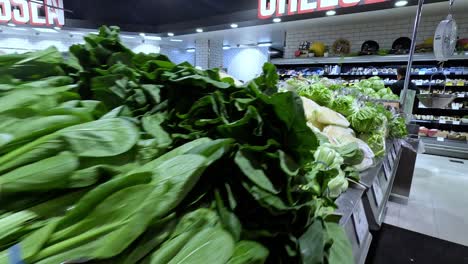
[0,0,64,27]
[258,0,389,19]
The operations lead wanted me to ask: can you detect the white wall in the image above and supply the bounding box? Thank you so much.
[224,47,269,82]
[285,12,468,58]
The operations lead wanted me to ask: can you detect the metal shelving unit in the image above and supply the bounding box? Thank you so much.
[272,53,468,65]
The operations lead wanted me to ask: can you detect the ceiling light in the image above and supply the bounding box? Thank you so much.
[230,23,238,28]
[145,36,161,40]
[7,23,16,27]
[33,28,59,33]
[11,27,27,31]
[273,18,281,23]
[186,48,196,52]
[168,32,174,37]
[394,0,408,7]
[121,35,136,39]
[170,39,183,42]
[223,45,231,50]
[139,33,146,37]
[326,10,336,16]
[53,26,61,30]
[257,42,272,47]
[196,28,203,33]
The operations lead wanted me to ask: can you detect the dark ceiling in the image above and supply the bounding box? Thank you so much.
[64,0,257,26]
[63,0,448,35]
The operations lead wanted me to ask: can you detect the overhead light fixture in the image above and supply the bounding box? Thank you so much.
[257,42,272,47]
[168,32,174,37]
[326,10,336,16]
[121,35,136,39]
[196,28,203,33]
[11,27,27,31]
[230,23,238,28]
[394,0,408,7]
[139,33,146,37]
[33,28,59,33]
[145,36,162,40]
[223,45,231,50]
[7,23,16,27]
[170,39,183,42]
[273,18,281,23]
[186,48,196,52]
[53,26,61,30]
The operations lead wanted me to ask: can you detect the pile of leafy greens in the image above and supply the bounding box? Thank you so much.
[284,75,407,158]
[0,26,353,264]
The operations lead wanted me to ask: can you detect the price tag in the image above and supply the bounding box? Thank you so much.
[373,180,384,207]
[383,161,390,180]
[388,154,394,169]
[352,202,368,245]
[437,137,445,142]
[457,81,465,86]
[446,82,454,86]
[453,121,461,125]
[453,105,460,110]
[457,94,465,98]
[439,120,446,124]
[418,71,426,75]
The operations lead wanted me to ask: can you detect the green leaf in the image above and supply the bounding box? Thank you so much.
[235,150,278,194]
[167,227,235,264]
[325,222,353,264]
[227,241,269,264]
[58,118,139,157]
[299,220,325,264]
[0,151,79,193]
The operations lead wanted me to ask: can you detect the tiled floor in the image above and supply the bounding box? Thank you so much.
[384,153,468,246]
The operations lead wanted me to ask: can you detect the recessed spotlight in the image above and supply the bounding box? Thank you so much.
[273,18,281,23]
[395,0,408,7]
[146,36,161,41]
[186,48,196,52]
[170,39,183,42]
[258,42,272,47]
[33,28,59,33]
[230,23,238,28]
[223,45,231,50]
[139,33,146,37]
[168,32,174,37]
[326,10,336,16]
[7,23,16,27]
[196,28,203,33]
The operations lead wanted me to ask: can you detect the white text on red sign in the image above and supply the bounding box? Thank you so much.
[258,0,389,19]
[0,0,64,27]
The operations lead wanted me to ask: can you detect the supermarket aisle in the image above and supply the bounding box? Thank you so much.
[384,154,468,246]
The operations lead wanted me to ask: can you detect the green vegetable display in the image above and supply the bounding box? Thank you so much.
[286,74,406,158]
[0,26,354,264]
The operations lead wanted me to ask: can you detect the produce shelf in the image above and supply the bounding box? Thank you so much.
[272,53,468,65]
[420,136,468,159]
[411,120,468,133]
[415,108,468,115]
